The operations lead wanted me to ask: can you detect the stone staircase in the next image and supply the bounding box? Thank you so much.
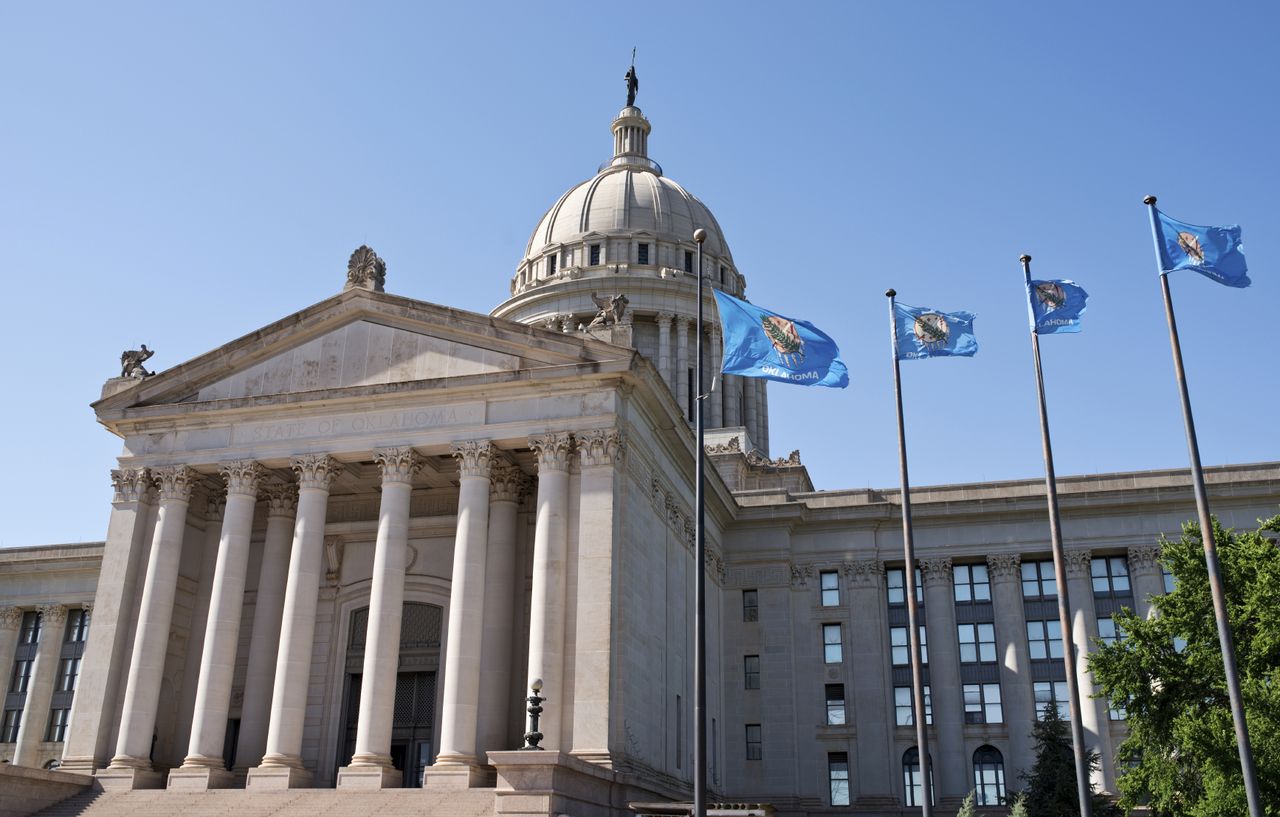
[29,788,498,817]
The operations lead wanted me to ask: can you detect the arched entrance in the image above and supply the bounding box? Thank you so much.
[336,602,443,787]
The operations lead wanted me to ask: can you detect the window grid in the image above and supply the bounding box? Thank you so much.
[957,622,997,663]
[589,244,601,266]
[1092,556,1131,595]
[1162,565,1176,594]
[1027,619,1064,660]
[742,589,759,622]
[823,624,843,664]
[894,685,933,726]
[972,746,1006,806]
[963,683,1003,724]
[66,609,90,643]
[1097,617,1121,646]
[820,570,840,606]
[890,626,928,666]
[745,724,762,760]
[953,564,991,602]
[56,657,81,693]
[19,612,40,645]
[1,709,21,743]
[46,708,70,742]
[638,243,650,265]
[825,684,846,726]
[829,752,851,806]
[743,655,760,690]
[10,659,33,694]
[1021,560,1058,598]
[903,747,934,807]
[1034,681,1070,720]
[887,568,924,605]
[684,250,694,274]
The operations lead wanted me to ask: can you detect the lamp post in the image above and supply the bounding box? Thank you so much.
[522,678,545,750]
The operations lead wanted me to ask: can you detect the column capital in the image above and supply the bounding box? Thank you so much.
[111,467,151,504]
[374,447,423,485]
[38,603,68,626]
[674,314,692,329]
[919,556,953,586]
[1065,548,1093,578]
[575,429,624,468]
[219,460,267,497]
[655,312,674,326]
[291,453,340,490]
[264,483,299,517]
[204,489,227,521]
[80,603,92,617]
[842,559,885,589]
[490,463,530,504]
[1127,544,1163,574]
[451,440,495,479]
[986,553,1022,582]
[152,465,200,503]
[0,607,22,630]
[529,433,574,473]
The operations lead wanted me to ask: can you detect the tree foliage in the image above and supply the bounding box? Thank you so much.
[1019,704,1118,816]
[1088,515,1280,816]
[956,790,977,817]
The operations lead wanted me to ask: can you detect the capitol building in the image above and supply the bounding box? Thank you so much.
[1,88,1277,817]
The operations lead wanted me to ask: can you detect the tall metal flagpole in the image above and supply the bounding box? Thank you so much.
[885,289,932,817]
[693,228,708,817]
[1020,255,1093,817]
[1143,196,1262,817]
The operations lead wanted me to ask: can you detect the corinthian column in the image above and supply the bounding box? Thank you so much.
[655,313,674,392]
[844,560,894,807]
[571,429,623,761]
[250,454,339,790]
[919,556,965,803]
[13,604,68,767]
[339,447,423,789]
[743,378,760,449]
[105,464,198,788]
[429,441,495,787]
[173,491,225,765]
[1127,545,1164,619]
[724,374,742,428]
[235,483,298,772]
[1065,548,1115,792]
[173,461,265,789]
[63,468,153,774]
[525,433,573,751]
[987,553,1035,782]
[707,326,724,427]
[675,317,691,421]
[0,608,22,708]
[475,463,528,763]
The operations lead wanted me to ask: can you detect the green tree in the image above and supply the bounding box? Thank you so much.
[1019,704,1118,816]
[956,790,976,817]
[1008,792,1029,817]
[1089,515,1280,816]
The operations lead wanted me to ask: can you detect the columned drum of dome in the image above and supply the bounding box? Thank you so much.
[492,102,770,451]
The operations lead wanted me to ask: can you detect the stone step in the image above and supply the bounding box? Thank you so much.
[28,788,498,817]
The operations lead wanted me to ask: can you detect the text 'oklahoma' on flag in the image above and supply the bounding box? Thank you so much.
[893,302,978,359]
[1154,209,1250,288]
[1028,279,1088,334]
[712,290,848,388]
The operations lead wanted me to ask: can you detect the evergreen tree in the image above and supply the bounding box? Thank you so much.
[956,790,976,817]
[1020,704,1118,816]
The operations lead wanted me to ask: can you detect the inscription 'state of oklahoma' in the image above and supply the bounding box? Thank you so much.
[235,404,483,445]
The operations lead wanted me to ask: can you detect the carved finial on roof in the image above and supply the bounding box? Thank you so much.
[346,245,386,292]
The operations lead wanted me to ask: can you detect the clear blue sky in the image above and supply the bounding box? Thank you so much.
[2,1,1277,547]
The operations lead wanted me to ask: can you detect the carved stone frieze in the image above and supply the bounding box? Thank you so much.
[264,483,299,517]
[705,436,742,455]
[152,465,199,503]
[292,453,340,491]
[490,462,530,503]
[529,433,574,472]
[110,467,151,504]
[986,553,1022,582]
[0,607,22,630]
[374,447,424,485]
[219,460,266,497]
[919,557,954,586]
[577,429,625,468]
[683,517,695,548]
[790,562,815,589]
[345,245,386,293]
[1065,548,1093,578]
[204,489,227,522]
[451,440,495,479]
[745,448,803,468]
[1127,544,1163,574]
[39,603,68,626]
[842,559,886,588]
[655,312,674,326]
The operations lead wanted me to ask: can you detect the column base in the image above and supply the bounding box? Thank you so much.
[57,756,98,774]
[337,755,401,789]
[247,764,313,790]
[95,767,165,791]
[423,759,493,789]
[167,765,236,790]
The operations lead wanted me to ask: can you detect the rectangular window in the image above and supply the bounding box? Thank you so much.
[1027,619,1064,660]
[719,265,726,285]
[686,367,695,420]
[1021,560,1058,598]
[893,685,933,725]
[66,609,90,643]
[684,250,694,273]
[953,563,991,602]
[1163,565,1175,594]
[1092,556,1131,595]
[744,655,761,690]
[963,682,1004,724]
[886,568,924,605]
[890,626,928,666]
[1,709,21,743]
[1109,702,1128,721]
[19,611,40,645]
[745,724,762,760]
[742,589,759,622]
[820,570,840,606]
[547,254,557,276]
[957,622,997,663]
[1097,617,1121,645]
[638,243,650,265]
[589,243,601,265]
[1034,681,1070,721]
[9,659,33,694]
[46,708,70,742]
[823,624,843,664]
[825,684,846,725]
[57,657,81,693]
[829,752,851,806]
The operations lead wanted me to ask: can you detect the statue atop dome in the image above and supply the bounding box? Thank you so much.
[624,59,638,108]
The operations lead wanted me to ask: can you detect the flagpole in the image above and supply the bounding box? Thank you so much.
[1143,196,1262,817]
[1021,255,1093,817]
[693,228,708,817]
[885,289,932,817]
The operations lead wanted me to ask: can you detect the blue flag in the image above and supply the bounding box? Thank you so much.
[893,302,978,359]
[1027,279,1088,334]
[1154,209,1249,288]
[712,290,848,388]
